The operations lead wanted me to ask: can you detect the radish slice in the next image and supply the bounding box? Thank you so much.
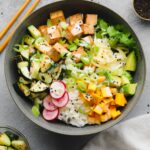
[60,81,66,88]
[50,81,66,99]
[52,92,69,108]
[43,95,57,111]
[43,108,59,121]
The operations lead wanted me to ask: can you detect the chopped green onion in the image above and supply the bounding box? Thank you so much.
[81,56,90,65]
[32,105,40,117]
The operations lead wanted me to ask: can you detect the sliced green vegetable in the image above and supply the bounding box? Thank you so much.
[77,81,87,92]
[24,34,35,45]
[38,72,52,84]
[18,83,30,96]
[81,56,90,65]
[0,145,7,150]
[12,140,26,150]
[32,105,40,117]
[30,61,41,79]
[28,25,41,39]
[0,133,11,146]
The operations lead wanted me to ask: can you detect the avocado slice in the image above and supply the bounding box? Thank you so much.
[0,133,11,146]
[121,75,130,85]
[120,83,137,96]
[125,51,136,71]
[110,76,122,87]
[0,145,7,150]
[123,71,133,82]
[111,68,124,76]
[12,140,26,150]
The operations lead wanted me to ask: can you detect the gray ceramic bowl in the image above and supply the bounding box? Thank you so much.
[0,126,30,149]
[4,0,146,135]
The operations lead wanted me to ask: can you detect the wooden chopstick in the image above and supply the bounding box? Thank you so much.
[0,0,30,39]
[0,0,41,53]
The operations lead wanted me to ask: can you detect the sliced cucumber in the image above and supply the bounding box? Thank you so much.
[12,140,26,150]
[28,25,41,39]
[30,61,40,79]
[18,82,30,96]
[24,34,35,45]
[30,81,48,92]
[40,54,53,73]
[20,49,29,60]
[17,62,31,80]
[50,65,62,80]
[8,147,15,150]
[19,77,30,85]
[0,146,7,150]
[38,72,52,84]
[0,133,11,146]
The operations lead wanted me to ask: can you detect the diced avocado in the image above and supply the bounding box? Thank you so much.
[77,81,87,92]
[24,34,35,45]
[40,54,53,73]
[120,83,137,96]
[12,140,26,150]
[18,83,30,96]
[8,147,15,150]
[121,75,130,85]
[125,51,136,71]
[5,131,19,141]
[30,61,40,79]
[19,77,30,85]
[111,68,124,76]
[30,81,48,93]
[28,25,41,39]
[0,133,11,146]
[38,72,52,84]
[0,145,7,150]
[110,76,122,87]
[123,71,133,82]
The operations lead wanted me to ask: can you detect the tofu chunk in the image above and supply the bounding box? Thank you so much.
[82,24,95,35]
[53,42,69,56]
[72,47,86,62]
[47,26,61,40]
[69,24,83,36]
[65,28,75,41]
[38,25,58,45]
[50,10,66,25]
[82,36,94,45]
[86,14,98,26]
[69,13,83,25]
[47,48,61,62]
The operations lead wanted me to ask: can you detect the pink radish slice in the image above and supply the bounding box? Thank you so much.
[43,95,57,111]
[50,81,66,99]
[43,108,59,121]
[52,92,69,108]
[60,81,66,88]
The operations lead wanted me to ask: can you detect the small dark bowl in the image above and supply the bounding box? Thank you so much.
[0,126,30,149]
[4,0,146,135]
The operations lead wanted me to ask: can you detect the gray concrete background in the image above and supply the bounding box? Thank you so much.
[0,0,150,149]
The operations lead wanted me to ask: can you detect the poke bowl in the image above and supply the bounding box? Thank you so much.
[4,0,146,135]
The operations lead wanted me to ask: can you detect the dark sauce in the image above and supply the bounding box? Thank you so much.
[134,0,150,19]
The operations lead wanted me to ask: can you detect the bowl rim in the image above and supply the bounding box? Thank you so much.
[132,0,150,21]
[4,0,146,135]
[0,125,30,149]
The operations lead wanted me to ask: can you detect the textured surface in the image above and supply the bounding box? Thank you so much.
[0,0,150,149]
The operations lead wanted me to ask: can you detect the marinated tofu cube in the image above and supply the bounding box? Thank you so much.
[50,10,66,25]
[69,13,83,25]
[72,47,86,62]
[53,42,69,56]
[69,24,83,36]
[86,14,98,26]
[47,48,61,62]
[65,27,75,41]
[47,26,61,40]
[82,24,95,35]
[82,36,94,45]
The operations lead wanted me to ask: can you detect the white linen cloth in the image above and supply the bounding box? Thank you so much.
[83,114,150,150]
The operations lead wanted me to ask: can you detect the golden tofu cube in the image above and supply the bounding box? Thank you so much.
[115,93,127,107]
[82,24,95,35]
[69,13,83,25]
[82,36,94,45]
[101,87,112,98]
[86,14,98,26]
[47,48,60,62]
[88,83,96,92]
[47,26,61,40]
[53,42,68,56]
[50,10,66,25]
[69,24,83,36]
[93,104,103,115]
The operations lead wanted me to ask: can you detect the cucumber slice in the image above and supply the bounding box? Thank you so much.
[24,34,35,45]
[0,133,11,146]
[18,83,30,96]
[12,140,27,150]
[30,61,40,79]
[8,147,15,150]
[38,72,52,84]
[30,81,48,93]
[40,54,53,73]
[17,62,31,80]
[28,25,41,39]
[19,77,30,85]
[20,49,29,60]
[0,146,7,150]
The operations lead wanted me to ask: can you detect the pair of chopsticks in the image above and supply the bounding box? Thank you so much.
[0,0,41,53]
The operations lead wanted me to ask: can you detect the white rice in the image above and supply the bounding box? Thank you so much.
[58,90,88,127]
